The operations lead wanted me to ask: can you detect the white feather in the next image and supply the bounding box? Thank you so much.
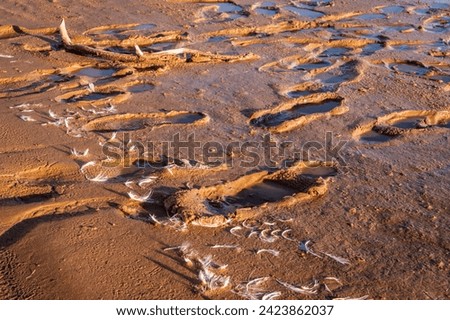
[71,148,89,157]
[210,244,239,249]
[104,104,117,113]
[281,229,295,241]
[299,240,322,258]
[230,226,243,237]
[19,115,36,122]
[257,249,280,256]
[135,44,144,57]
[11,103,30,109]
[48,110,58,119]
[88,82,95,93]
[259,229,277,243]
[262,292,282,300]
[276,279,319,295]
[88,172,109,182]
[124,180,135,188]
[198,268,230,291]
[128,190,153,202]
[321,252,350,265]
[80,161,97,173]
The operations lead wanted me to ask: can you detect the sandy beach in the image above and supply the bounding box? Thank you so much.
[0,0,449,299]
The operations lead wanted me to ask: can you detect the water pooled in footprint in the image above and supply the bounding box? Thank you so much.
[389,62,429,76]
[390,44,416,51]
[355,13,386,20]
[285,6,324,19]
[391,117,427,129]
[319,47,351,58]
[359,130,392,144]
[424,16,450,33]
[128,83,154,93]
[132,24,156,31]
[255,99,341,127]
[380,6,405,14]
[222,181,299,207]
[294,60,332,71]
[75,68,116,78]
[361,43,384,56]
[255,2,278,16]
[286,89,318,98]
[146,42,178,52]
[67,92,121,103]
[317,66,359,85]
[208,36,229,43]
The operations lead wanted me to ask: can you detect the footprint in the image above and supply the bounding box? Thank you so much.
[422,14,450,33]
[353,110,450,144]
[381,59,450,84]
[82,111,209,132]
[0,70,70,99]
[312,60,365,87]
[55,85,130,106]
[249,92,347,133]
[278,81,328,98]
[164,161,337,225]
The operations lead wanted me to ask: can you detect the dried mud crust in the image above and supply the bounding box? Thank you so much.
[164,161,337,225]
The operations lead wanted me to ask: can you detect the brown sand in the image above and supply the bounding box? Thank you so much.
[0,0,449,299]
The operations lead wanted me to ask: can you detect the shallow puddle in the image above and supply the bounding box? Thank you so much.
[286,90,315,98]
[359,130,392,143]
[381,6,405,14]
[355,13,386,20]
[67,92,120,103]
[224,180,299,207]
[128,84,154,93]
[294,60,332,71]
[424,16,450,33]
[391,117,426,129]
[146,42,178,52]
[390,63,429,76]
[361,43,384,56]
[208,36,229,42]
[319,47,351,58]
[255,7,277,16]
[317,71,356,85]
[75,68,116,78]
[285,6,324,19]
[216,2,243,13]
[132,24,156,31]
